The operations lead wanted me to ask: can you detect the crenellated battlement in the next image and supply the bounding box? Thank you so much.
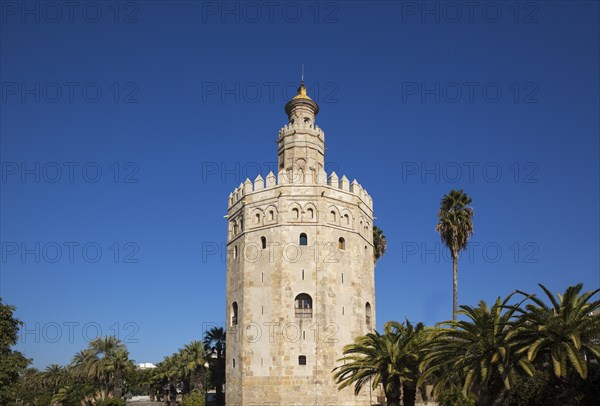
[278,122,324,138]
[227,169,373,210]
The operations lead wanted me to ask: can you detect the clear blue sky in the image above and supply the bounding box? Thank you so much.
[1,1,598,369]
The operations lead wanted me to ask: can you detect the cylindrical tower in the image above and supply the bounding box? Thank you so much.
[225,81,375,406]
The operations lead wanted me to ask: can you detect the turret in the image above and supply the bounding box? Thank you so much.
[278,81,325,175]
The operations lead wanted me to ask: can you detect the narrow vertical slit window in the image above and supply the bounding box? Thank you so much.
[231,302,238,326]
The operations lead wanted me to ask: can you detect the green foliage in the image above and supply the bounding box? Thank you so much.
[0,298,31,404]
[333,329,402,404]
[33,393,52,405]
[503,369,555,406]
[181,340,206,392]
[96,399,127,406]
[421,295,534,403]
[503,363,600,406]
[181,390,206,406]
[513,283,600,379]
[203,326,226,406]
[373,225,387,264]
[333,320,427,406]
[435,189,474,259]
[438,386,475,406]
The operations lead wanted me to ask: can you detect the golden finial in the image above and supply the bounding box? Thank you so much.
[292,65,311,100]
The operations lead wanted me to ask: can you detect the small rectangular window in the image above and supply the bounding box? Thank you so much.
[298,355,307,365]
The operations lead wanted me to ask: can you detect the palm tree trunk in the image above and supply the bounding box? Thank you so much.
[453,254,458,320]
[194,366,204,392]
[385,378,401,406]
[113,369,123,399]
[216,347,224,406]
[402,381,417,406]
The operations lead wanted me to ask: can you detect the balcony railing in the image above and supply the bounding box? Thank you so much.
[295,308,313,318]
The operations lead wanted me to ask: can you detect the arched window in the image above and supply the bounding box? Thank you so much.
[338,237,345,250]
[330,210,337,222]
[299,233,308,246]
[365,302,372,328]
[233,245,238,259]
[255,213,261,224]
[261,236,267,249]
[344,214,350,225]
[292,208,299,220]
[307,208,314,219]
[269,210,274,221]
[231,302,238,326]
[298,355,307,365]
[295,293,312,318]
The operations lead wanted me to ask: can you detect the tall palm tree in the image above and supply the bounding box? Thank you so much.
[512,283,600,404]
[158,354,180,404]
[69,349,100,404]
[435,189,474,320]
[333,329,402,406]
[85,336,129,399]
[421,295,533,405]
[204,326,226,406]
[373,225,387,264]
[106,347,133,399]
[385,320,427,406]
[43,364,68,396]
[181,341,206,393]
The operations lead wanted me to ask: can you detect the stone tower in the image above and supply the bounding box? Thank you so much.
[225,81,375,406]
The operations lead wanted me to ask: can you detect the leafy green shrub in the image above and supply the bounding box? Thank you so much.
[181,390,206,406]
[96,399,126,406]
[438,386,475,406]
[34,394,52,406]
